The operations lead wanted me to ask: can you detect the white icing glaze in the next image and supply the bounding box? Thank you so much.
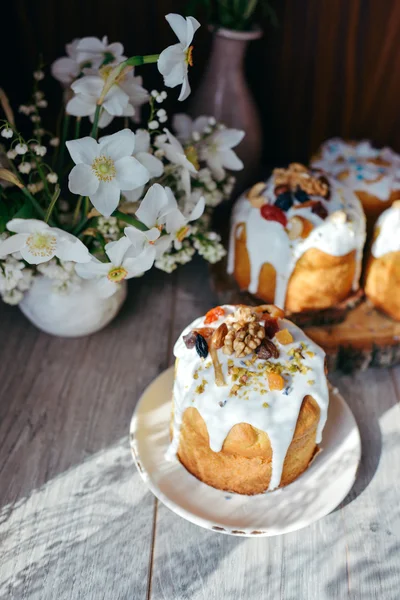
[167,305,330,492]
[227,174,366,309]
[372,204,400,258]
[311,138,400,201]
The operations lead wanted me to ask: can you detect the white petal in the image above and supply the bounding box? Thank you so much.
[124,226,147,253]
[165,208,186,234]
[221,149,244,171]
[105,235,132,265]
[76,258,111,279]
[165,14,200,49]
[115,156,149,190]
[71,75,103,96]
[20,243,56,265]
[124,246,156,277]
[172,113,193,142]
[51,57,79,84]
[136,152,164,178]
[145,227,161,243]
[157,46,186,86]
[99,129,136,161]
[181,167,192,198]
[206,155,225,181]
[66,94,96,118]
[155,234,173,257]
[53,231,91,263]
[213,129,245,149]
[102,86,130,116]
[193,116,210,134]
[136,183,168,228]
[66,136,99,165]
[163,128,184,153]
[189,196,205,221]
[134,129,150,153]
[97,277,119,298]
[97,109,114,129]
[0,233,28,256]
[7,219,49,234]
[69,163,99,196]
[178,73,191,102]
[106,42,125,60]
[90,180,121,217]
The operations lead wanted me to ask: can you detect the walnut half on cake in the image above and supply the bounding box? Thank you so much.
[167,304,330,495]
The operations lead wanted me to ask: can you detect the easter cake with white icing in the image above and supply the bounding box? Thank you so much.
[167,304,329,495]
[365,201,400,321]
[227,163,366,314]
[311,138,400,231]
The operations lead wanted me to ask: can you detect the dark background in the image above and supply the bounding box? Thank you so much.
[2,0,400,163]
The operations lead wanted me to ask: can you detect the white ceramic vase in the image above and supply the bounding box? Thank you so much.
[19,276,127,337]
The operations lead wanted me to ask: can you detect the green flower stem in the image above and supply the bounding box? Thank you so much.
[90,106,101,138]
[125,54,159,67]
[21,187,50,223]
[33,156,51,200]
[113,209,149,231]
[73,196,83,225]
[44,185,60,224]
[75,117,81,139]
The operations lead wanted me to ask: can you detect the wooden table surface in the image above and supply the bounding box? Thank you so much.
[1,259,400,600]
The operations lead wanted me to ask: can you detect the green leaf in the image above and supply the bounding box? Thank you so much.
[12,200,36,220]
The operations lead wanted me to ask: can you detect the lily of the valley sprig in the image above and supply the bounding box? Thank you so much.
[0,12,244,306]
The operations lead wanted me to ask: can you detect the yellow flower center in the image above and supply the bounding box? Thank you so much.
[185,45,194,67]
[176,225,190,242]
[107,266,128,282]
[91,155,116,182]
[184,145,200,170]
[26,232,57,257]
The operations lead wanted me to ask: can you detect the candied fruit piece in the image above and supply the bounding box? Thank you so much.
[260,204,287,227]
[204,306,225,324]
[275,329,294,345]
[194,327,215,339]
[267,372,284,391]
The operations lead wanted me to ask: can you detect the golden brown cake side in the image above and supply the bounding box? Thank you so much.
[176,396,320,495]
[233,223,357,312]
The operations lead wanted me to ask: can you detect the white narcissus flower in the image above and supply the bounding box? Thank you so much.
[66,129,150,217]
[51,39,81,85]
[199,128,245,180]
[124,225,172,263]
[157,14,200,101]
[122,129,164,202]
[172,114,210,143]
[51,37,126,86]
[155,128,197,197]
[75,235,153,298]
[135,183,176,229]
[164,188,205,249]
[0,219,91,265]
[66,69,148,128]
[75,36,126,69]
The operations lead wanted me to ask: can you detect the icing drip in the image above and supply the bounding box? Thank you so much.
[311,138,400,201]
[372,204,400,258]
[166,305,330,492]
[227,174,365,309]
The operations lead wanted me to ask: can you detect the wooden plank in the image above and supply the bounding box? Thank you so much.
[0,439,154,600]
[0,268,176,599]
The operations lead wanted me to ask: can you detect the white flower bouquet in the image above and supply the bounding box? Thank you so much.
[0,13,244,306]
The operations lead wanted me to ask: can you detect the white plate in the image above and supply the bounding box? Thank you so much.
[130,366,361,537]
